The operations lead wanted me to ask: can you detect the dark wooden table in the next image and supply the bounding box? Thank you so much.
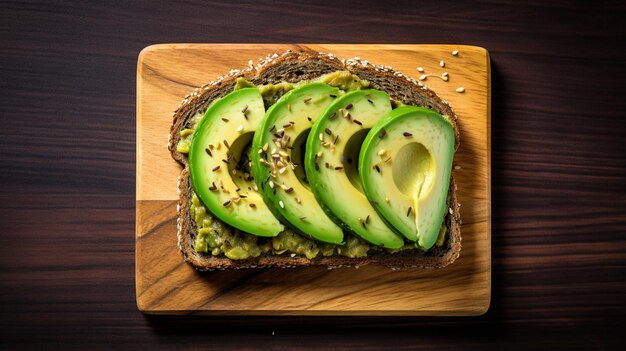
[1,1,625,349]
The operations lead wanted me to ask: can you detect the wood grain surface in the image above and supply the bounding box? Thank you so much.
[1,0,625,349]
[136,44,490,315]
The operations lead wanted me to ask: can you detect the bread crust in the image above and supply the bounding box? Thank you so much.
[169,50,462,270]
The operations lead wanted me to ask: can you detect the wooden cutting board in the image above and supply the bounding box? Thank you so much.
[136,44,491,315]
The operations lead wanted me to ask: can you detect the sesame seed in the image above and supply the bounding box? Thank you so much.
[343,110,350,119]
[419,74,427,81]
[417,67,424,72]
[279,200,285,208]
[279,167,287,174]
[440,60,445,67]
[236,125,244,132]
[262,143,269,151]
[449,207,453,214]
[456,87,465,93]
[452,49,459,56]
[377,149,387,156]
[454,165,461,170]
[319,133,324,141]
[316,151,323,158]
[212,165,221,172]
[290,253,296,257]
[205,148,212,157]
[269,180,275,188]
[442,72,449,77]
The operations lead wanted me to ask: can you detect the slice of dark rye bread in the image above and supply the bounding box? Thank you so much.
[168,50,462,270]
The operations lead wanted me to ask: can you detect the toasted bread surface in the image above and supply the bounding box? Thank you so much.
[169,50,461,270]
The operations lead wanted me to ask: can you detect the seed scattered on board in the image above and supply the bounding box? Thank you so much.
[456,87,465,93]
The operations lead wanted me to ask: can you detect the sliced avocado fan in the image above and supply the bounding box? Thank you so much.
[304,90,405,249]
[189,88,284,237]
[358,106,455,250]
[251,83,344,244]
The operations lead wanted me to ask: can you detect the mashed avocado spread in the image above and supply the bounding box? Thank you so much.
[176,71,447,260]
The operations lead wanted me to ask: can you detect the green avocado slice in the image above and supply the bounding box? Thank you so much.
[251,83,344,244]
[304,90,405,249]
[189,88,284,237]
[358,106,455,250]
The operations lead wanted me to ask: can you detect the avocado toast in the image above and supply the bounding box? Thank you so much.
[169,50,461,270]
